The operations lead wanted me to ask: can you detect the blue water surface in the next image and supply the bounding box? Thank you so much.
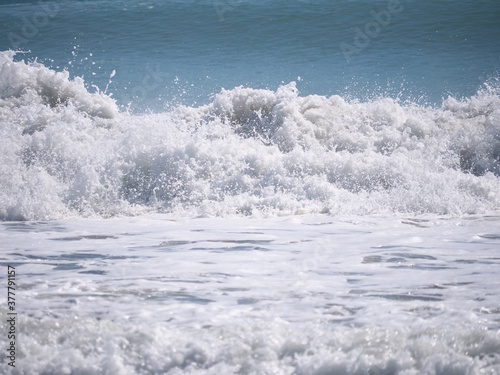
[1,0,499,111]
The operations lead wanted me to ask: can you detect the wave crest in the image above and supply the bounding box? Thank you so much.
[0,51,119,122]
[1,54,499,220]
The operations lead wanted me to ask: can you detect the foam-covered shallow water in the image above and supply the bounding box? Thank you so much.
[1,214,500,374]
[1,52,500,221]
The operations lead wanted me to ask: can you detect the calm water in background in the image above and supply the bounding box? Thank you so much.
[1,0,500,110]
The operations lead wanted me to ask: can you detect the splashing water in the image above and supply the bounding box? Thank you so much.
[1,51,499,220]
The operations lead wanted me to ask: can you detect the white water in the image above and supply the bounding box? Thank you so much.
[1,214,500,374]
[1,51,500,221]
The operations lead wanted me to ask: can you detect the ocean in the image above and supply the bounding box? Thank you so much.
[1,0,500,373]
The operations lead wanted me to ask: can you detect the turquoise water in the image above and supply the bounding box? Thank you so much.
[2,0,500,111]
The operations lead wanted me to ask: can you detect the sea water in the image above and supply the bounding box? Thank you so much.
[1,0,500,374]
[1,215,500,374]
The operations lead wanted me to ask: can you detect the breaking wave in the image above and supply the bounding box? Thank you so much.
[1,51,499,220]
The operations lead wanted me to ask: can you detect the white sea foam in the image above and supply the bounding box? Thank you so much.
[1,215,500,374]
[1,51,499,220]
[0,51,119,120]
[7,312,500,375]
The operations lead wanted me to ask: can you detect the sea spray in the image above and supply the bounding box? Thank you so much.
[1,52,499,220]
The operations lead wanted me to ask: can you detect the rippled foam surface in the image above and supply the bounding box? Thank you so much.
[1,215,500,374]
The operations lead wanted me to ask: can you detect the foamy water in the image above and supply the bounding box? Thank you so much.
[1,214,500,374]
[1,52,499,221]
[2,0,500,373]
